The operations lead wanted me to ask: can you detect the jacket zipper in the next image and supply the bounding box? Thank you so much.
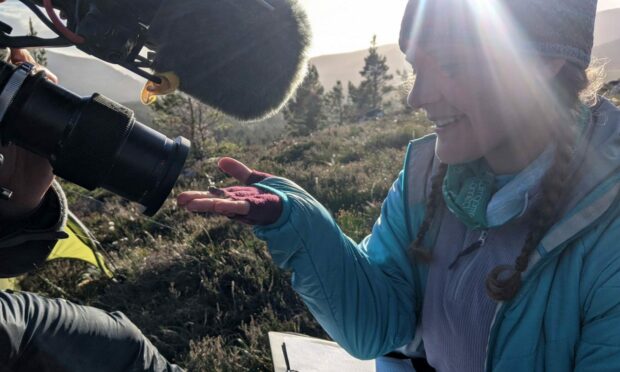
[449,230,488,269]
[451,230,488,300]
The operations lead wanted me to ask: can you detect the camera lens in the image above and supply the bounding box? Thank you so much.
[0,62,190,215]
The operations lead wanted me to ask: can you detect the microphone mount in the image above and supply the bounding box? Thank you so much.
[1,0,163,83]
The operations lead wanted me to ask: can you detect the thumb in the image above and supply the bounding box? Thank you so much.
[218,157,253,184]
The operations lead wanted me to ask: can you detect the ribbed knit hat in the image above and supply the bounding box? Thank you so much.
[399,0,598,69]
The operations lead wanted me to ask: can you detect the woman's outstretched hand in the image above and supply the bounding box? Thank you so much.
[177,157,282,225]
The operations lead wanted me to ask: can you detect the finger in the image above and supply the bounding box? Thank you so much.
[218,157,252,184]
[185,198,250,215]
[10,48,36,64]
[39,67,58,84]
[177,190,225,206]
[213,199,250,215]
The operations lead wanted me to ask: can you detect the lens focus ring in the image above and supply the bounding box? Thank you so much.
[52,94,134,189]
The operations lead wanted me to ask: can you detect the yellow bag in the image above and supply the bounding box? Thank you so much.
[0,212,113,291]
[47,211,114,278]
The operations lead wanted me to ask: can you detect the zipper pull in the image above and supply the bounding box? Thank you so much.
[478,230,488,246]
[449,230,488,270]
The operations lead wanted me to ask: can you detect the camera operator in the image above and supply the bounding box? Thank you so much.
[0,48,183,372]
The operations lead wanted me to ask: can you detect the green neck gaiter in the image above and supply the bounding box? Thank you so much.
[442,159,496,230]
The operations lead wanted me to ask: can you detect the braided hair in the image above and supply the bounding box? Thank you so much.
[410,62,590,301]
[485,129,575,300]
[409,163,448,263]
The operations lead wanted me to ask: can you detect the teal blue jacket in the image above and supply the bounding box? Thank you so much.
[253,98,620,371]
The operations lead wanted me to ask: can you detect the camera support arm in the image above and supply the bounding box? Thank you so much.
[0,33,72,49]
[1,0,163,83]
[0,0,73,48]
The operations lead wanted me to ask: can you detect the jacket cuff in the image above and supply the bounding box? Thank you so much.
[0,181,69,249]
[252,180,292,229]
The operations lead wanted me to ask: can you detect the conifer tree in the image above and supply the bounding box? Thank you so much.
[151,93,223,158]
[28,18,47,66]
[396,69,414,113]
[350,35,393,115]
[325,80,345,125]
[346,81,363,119]
[283,64,325,135]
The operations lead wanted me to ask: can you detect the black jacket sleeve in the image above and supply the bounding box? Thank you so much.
[0,181,68,278]
[0,291,184,372]
[0,182,184,371]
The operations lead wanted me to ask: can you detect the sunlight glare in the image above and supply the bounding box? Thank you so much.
[465,0,567,126]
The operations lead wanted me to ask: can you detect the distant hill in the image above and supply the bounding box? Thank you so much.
[593,8,620,80]
[310,44,408,91]
[46,50,146,103]
[308,8,620,90]
[594,9,620,47]
[594,39,620,81]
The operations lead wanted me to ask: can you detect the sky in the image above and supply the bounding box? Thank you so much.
[298,0,408,56]
[300,0,620,56]
[1,0,620,58]
[599,0,620,11]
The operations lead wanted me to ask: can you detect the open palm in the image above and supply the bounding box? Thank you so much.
[178,157,282,225]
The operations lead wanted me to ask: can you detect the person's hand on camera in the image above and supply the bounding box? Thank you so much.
[0,49,57,221]
[7,48,58,83]
[177,157,282,225]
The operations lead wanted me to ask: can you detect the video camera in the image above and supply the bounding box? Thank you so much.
[0,0,310,215]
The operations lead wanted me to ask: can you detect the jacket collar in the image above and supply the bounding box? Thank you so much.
[539,96,620,254]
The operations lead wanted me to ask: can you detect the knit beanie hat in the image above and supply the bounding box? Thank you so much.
[399,0,598,69]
